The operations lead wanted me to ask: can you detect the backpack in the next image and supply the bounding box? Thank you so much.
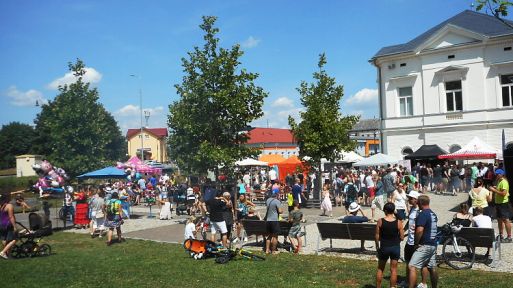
[107,199,120,217]
[346,184,357,201]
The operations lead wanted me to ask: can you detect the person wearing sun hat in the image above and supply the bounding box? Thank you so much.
[342,202,369,224]
[489,168,511,243]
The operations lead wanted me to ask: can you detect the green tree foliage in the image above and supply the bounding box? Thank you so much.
[289,54,358,196]
[33,59,125,176]
[476,0,513,28]
[0,122,36,169]
[168,16,267,175]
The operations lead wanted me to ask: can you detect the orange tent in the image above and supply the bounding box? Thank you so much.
[276,155,308,182]
[258,154,286,166]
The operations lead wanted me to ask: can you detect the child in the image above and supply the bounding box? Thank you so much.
[288,200,303,253]
[286,186,294,213]
[15,194,31,213]
[184,216,196,240]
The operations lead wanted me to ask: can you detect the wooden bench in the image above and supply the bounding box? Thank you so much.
[316,222,376,254]
[241,219,307,249]
[456,227,501,267]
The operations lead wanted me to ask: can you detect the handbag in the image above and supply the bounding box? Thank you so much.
[95,209,105,219]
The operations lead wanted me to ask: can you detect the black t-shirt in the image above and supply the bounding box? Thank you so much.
[208,198,227,222]
[433,166,442,178]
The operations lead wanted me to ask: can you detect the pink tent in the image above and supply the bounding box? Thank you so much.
[124,156,162,175]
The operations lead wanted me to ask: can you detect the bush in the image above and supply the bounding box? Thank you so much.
[0,176,38,194]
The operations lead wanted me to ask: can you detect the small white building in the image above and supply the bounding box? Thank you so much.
[371,10,513,159]
[16,155,42,177]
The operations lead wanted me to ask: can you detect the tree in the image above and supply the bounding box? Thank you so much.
[288,54,359,199]
[33,59,125,176]
[0,122,35,169]
[168,16,267,176]
[476,0,513,28]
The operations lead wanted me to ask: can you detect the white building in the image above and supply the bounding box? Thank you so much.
[371,10,513,159]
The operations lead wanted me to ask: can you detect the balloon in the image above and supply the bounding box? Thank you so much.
[136,172,141,180]
[48,169,59,180]
[51,181,60,188]
[40,160,53,174]
[67,186,74,193]
[57,176,64,185]
[38,178,49,188]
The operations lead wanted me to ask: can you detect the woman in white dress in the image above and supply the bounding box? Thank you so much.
[320,183,333,217]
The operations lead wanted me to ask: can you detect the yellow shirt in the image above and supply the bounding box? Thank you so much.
[495,178,510,204]
[469,187,490,208]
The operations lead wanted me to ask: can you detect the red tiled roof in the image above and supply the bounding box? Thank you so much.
[247,128,295,144]
[126,128,168,139]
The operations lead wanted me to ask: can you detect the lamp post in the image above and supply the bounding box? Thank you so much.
[144,110,150,127]
[130,74,145,161]
[374,130,378,154]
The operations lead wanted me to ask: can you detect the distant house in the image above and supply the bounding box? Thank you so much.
[349,119,381,156]
[245,127,299,158]
[126,128,168,162]
[371,10,513,159]
[16,154,43,177]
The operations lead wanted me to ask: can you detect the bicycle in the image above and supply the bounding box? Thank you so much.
[214,247,266,264]
[436,222,475,270]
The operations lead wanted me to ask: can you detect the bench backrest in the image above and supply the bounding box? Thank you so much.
[457,227,495,248]
[241,220,292,237]
[317,222,376,241]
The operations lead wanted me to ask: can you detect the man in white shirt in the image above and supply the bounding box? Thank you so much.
[472,207,492,228]
[268,168,277,183]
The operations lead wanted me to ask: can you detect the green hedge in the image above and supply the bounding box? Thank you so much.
[0,176,38,194]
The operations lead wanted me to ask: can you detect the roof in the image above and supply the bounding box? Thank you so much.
[350,119,379,131]
[373,10,513,59]
[404,145,448,160]
[246,128,295,144]
[126,128,168,139]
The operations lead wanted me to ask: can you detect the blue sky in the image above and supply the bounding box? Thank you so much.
[0,0,485,132]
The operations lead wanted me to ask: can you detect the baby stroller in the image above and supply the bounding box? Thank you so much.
[12,213,53,258]
[183,238,220,259]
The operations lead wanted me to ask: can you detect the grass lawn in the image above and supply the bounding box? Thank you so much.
[1,232,511,287]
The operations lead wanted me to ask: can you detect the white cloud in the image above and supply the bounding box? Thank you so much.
[47,67,102,90]
[277,107,303,119]
[346,88,378,105]
[4,86,47,107]
[241,36,260,48]
[272,97,294,108]
[114,104,164,117]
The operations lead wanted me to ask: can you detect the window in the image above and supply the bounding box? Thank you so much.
[398,87,413,116]
[500,74,513,107]
[445,81,462,112]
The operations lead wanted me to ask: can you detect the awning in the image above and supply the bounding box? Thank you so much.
[405,144,448,160]
[77,166,126,179]
[438,137,498,160]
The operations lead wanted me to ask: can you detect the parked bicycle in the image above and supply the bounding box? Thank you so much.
[214,246,266,264]
[436,222,475,270]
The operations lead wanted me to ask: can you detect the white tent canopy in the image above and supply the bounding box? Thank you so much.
[353,153,400,167]
[340,151,364,163]
[438,136,502,160]
[235,158,269,166]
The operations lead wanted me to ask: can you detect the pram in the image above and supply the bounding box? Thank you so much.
[183,238,221,259]
[12,212,53,258]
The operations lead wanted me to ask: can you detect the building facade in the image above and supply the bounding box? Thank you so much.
[245,127,299,158]
[349,119,381,156]
[15,154,42,177]
[371,10,513,159]
[126,128,168,163]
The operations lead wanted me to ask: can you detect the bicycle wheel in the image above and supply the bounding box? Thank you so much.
[241,250,265,261]
[20,241,38,258]
[37,244,51,257]
[442,236,475,270]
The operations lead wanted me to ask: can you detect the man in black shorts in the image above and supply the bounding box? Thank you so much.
[265,189,282,254]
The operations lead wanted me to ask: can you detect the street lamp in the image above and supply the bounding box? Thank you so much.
[130,74,145,161]
[374,130,378,154]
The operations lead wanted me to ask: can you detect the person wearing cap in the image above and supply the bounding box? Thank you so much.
[408,195,438,288]
[265,189,282,254]
[398,190,428,288]
[489,169,511,243]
